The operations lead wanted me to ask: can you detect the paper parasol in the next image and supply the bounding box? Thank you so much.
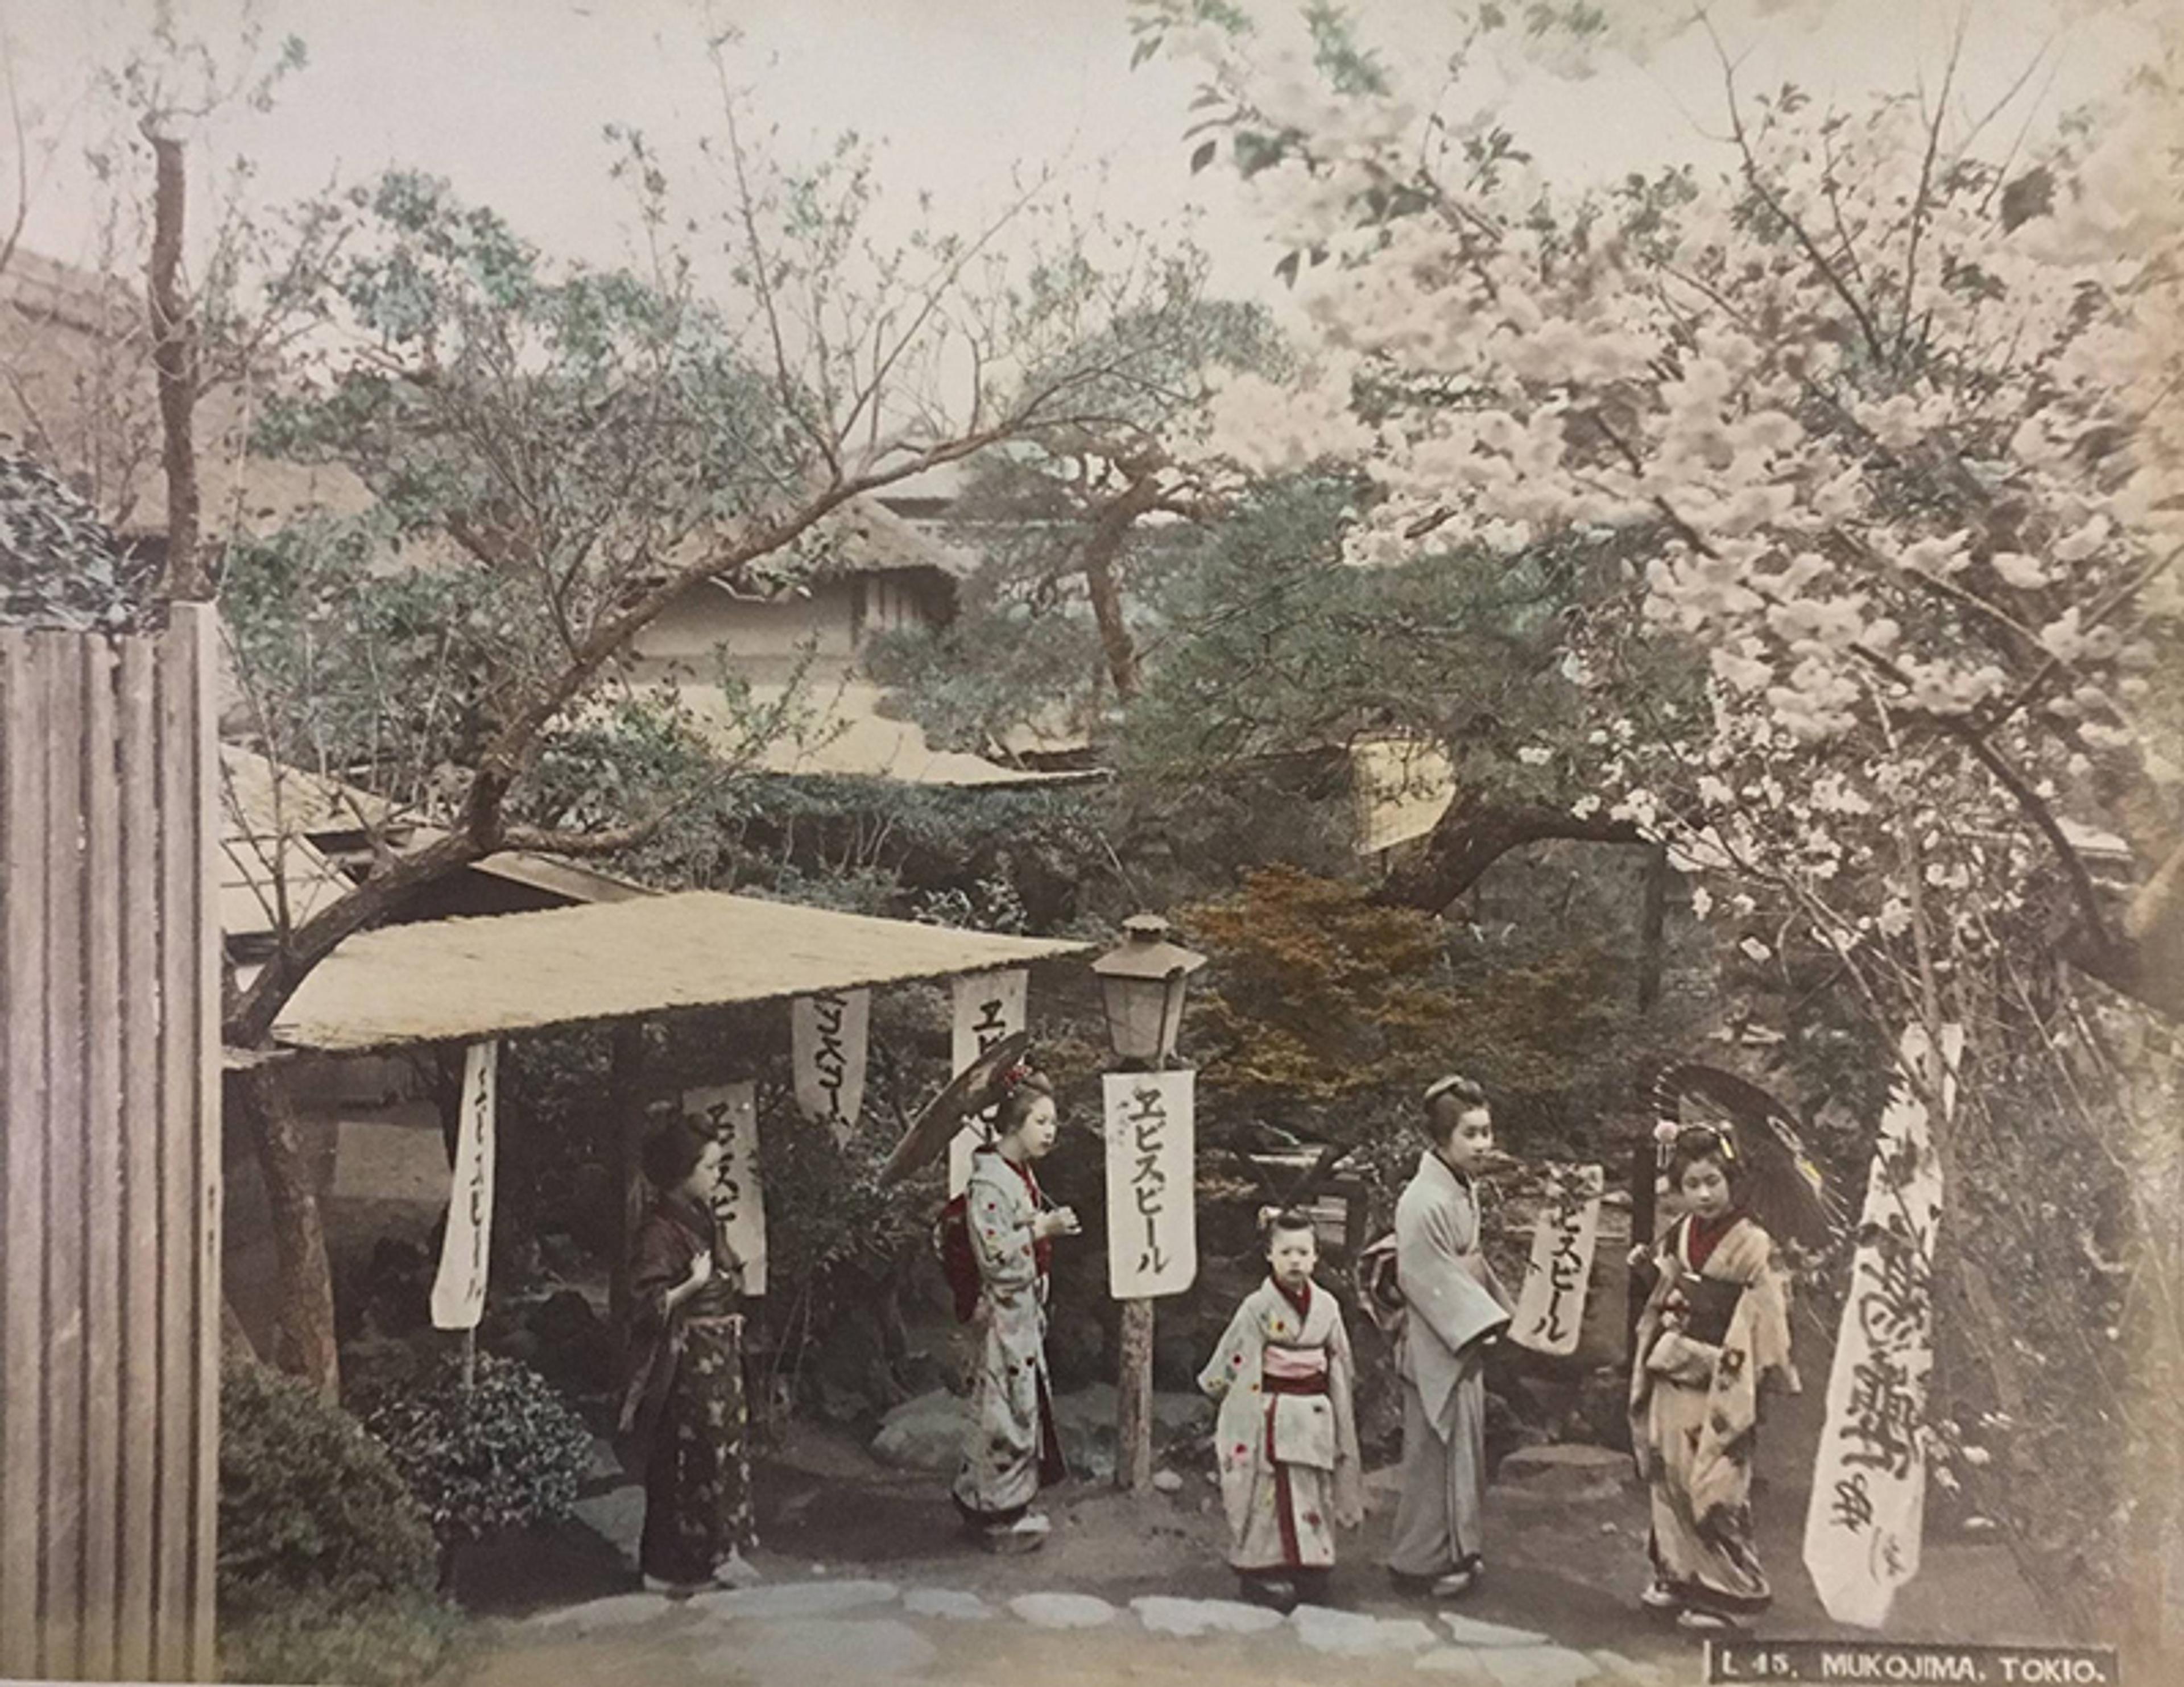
[1649,1061,1843,1252]
[876,1029,1032,1186]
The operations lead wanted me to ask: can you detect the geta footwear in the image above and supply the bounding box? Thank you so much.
[1640,1580,1681,1611]
[713,1550,763,1589]
[1429,1568,1479,1599]
[643,1573,710,1598]
[1677,1607,1743,1632]
[1239,1577,1300,1614]
[978,1513,1050,1554]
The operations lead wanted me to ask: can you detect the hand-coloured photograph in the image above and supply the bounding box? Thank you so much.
[0,3,2177,1685]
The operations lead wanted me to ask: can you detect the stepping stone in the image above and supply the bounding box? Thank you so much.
[715,1617,937,1681]
[569,1486,645,1565]
[1440,1612,1550,1647]
[1495,1444,1631,1503]
[699,1579,900,1619]
[1008,1591,1118,1629]
[1131,1595,1288,1638]
[1152,1469,1185,1492]
[904,1587,997,1622]
[1293,1605,1439,1656]
[1476,1645,1602,1687]
[524,1591,670,1632]
[1588,1651,1671,1686]
[1416,1651,1498,1681]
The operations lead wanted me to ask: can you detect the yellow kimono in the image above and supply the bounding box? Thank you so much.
[1629,1211,1799,1615]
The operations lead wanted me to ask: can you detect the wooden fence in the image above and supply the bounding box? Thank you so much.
[1,603,221,1681]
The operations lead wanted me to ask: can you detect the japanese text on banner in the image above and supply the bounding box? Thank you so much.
[685,1081,768,1297]
[792,987,870,1147]
[430,1040,499,1330]
[1802,1023,1960,1629]
[1510,1162,1604,1356]
[949,969,1027,1196]
[1102,1070,1197,1299]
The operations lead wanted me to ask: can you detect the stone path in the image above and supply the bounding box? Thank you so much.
[487,1576,1696,1687]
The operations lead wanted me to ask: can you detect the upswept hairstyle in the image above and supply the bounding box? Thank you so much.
[1258,1206,1318,1245]
[1420,1073,1488,1145]
[992,1066,1057,1135]
[1667,1124,1742,1189]
[642,1119,711,1192]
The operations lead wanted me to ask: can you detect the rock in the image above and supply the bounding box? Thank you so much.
[1132,1596,1287,1638]
[871,1391,967,1473]
[699,1579,900,1620]
[570,1484,646,1565]
[903,1587,996,1622]
[713,1617,937,1681]
[524,1591,670,1632]
[1475,1646,1602,1687]
[1152,1469,1184,1494]
[1494,1442,1630,1504]
[1416,1650,1498,1680]
[1438,1612,1550,1647]
[1588,1651,1671,1686]
[1292,1606,1439,1656]
[1007,1591,1118,1629]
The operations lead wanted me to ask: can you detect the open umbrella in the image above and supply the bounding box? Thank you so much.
[876,1029,1033,1186]
[1649,1062,1843,1253]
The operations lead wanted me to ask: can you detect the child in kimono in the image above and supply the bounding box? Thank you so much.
[1200,1209,1364,1612]
[951,1067,1081,1551]
[1388,1074,1515,1599]
[1628,1126,1798,1631]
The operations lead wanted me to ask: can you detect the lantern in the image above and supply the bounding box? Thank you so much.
[1090,913,1206,1066]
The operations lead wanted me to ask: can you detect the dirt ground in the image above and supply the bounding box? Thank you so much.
[437,1374,2070,1687]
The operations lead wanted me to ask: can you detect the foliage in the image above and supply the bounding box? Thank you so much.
[0,450,163,632]
[217,1355,440,1618]
[220,1586,462,1687]
[1136,0,2184,1638]
[356,1351,594,1548]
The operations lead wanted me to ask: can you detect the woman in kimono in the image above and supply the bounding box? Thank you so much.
[1628,1126,1799,1632]
[619,1119,760,1594]
[1200,1209,1364,1612]
[1388,1074,1515,1599]
[951,1067,1080,1550]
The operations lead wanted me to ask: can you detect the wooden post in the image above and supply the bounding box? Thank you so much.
[1637,844,1669,1013]
[1116,1299,1155,1491]
[609,1020,650,1346]
[1627,1134,1658,1368]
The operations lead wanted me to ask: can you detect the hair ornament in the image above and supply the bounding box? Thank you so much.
[1255,1204,1281,1234]
[1422,1074,1468,1106]
[996,1062,1033,1095]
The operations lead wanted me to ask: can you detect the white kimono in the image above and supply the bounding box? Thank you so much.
[950,1147,1064,1521]
[1388,1150,1513,1578]
[1201,1278,1364,1572]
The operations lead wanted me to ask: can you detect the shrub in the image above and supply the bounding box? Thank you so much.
[218,1355,439,1619]
[220,1585,463,1687]
[358,1350,595,1549]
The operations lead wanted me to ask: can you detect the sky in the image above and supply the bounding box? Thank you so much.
[0,0,2160,304]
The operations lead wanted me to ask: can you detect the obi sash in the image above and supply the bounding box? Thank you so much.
[1675,1277,1744,1348]
[1261,1346,1336,1468]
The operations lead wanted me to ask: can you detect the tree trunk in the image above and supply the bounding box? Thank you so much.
[228,1065,340,1401]
[1078,472,1165,704]
[144,125,205,603]
[1636,843,1669,1012]
[607,1020,651,1349]
[1373,788,1647,914]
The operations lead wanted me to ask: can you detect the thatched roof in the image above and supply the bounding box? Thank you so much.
[271,889,1089,1051]
[0,250,373,536]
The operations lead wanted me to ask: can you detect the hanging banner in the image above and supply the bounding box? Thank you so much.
[1102,1069,1197,1300]
[1509,1161,1604,1357]
[792,987,870,1148]
[1803,1022,1962,1628]
[430,1040,499,1330]
[948,968,1028,1196]
[684,1081,768,1297]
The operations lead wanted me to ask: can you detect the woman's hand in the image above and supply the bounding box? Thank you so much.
[1627,1243,1653,1271]
[1034,1206,1081,1241]
[686,1251,715,1289]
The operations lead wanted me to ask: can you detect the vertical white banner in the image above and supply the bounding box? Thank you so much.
[1803,1023,1961,1628]
[684,1081,768,1297]
[1509,1162,1604,1356]
[430,1040,499,1330]
[792,987,870,1148]
[1102,1070,1197,1299]
[948,968,1027,1196]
